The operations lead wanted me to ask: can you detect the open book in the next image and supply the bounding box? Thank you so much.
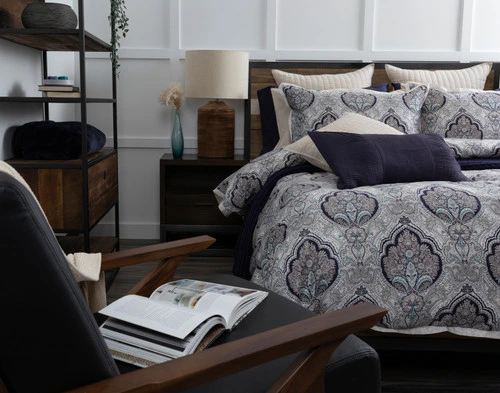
[98,279,268,368]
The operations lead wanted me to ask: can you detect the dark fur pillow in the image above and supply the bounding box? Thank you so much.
[12,121,106,159]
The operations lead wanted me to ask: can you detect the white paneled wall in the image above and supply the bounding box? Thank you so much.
[277,0,363,51]
[2,0,500,239]
[374,0,462,52]
[181,0,266,50]
[471,0,500,53]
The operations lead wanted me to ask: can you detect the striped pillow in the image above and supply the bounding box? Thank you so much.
[385,63,492,90]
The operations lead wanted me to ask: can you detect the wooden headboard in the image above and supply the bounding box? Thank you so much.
[244,61,500,160]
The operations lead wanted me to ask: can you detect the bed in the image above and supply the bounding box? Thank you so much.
[215,61,500,349]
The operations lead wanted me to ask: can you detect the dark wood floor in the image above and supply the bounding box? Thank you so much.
[107,240,500,393]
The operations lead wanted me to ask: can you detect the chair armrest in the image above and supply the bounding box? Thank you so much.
[66,303,386,393]
[101,235,216,270]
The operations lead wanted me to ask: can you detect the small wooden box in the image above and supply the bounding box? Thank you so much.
[12,151,118,232]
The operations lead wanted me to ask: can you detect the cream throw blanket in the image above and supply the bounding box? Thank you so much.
[0,160,106,312]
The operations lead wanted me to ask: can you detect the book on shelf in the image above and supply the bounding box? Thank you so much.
[38,85,80,92]
[42,78,75,86]
[42,91,81,98]
[98,278,268,368]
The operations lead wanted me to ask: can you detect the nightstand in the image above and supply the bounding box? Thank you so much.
[159,154,247,255]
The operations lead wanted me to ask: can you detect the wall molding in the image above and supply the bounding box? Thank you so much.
[86,48,500,63]
[81,0,500,63]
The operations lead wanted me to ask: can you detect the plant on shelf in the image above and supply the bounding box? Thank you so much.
[108,0,129,75]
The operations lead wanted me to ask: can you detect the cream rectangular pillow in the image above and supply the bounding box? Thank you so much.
[285,113,404,172]
[272,64,374,90]
[385,63,492,90]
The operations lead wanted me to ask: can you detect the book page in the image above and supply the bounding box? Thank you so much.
[150,279,260,324]
[99,295,212,339]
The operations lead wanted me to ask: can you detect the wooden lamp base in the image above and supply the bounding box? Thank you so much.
[197,100,235,158]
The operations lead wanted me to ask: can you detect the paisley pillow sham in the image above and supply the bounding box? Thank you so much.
[421,88,500,139]
[271,83,390,150]
[445,138,500,158]
[280,83,429,142]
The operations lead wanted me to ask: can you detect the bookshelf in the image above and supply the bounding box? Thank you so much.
[0,0,119,253]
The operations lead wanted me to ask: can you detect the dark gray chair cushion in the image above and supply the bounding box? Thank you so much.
[114,274,381,393]
[0,173,119,393]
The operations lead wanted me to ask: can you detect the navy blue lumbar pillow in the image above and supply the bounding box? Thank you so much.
[308,131,469,189]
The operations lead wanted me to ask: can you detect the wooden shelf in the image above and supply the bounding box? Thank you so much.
[7,148,116,169]
[0,28,111,51]
[0,96,116,103]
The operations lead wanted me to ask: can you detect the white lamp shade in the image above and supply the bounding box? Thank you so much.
[185,50,249,100]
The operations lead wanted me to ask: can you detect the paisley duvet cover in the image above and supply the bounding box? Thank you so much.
[214,149,500,338]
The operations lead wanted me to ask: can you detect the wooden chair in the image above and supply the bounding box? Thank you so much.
[0,170,386,393]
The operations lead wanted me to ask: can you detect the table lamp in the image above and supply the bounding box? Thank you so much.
[185,50,249,158]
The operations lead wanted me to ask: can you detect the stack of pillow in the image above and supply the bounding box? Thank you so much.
[257,62,500,188]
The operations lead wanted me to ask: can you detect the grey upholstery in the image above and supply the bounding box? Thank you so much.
[0,171,381,393]
[0,173,119,393]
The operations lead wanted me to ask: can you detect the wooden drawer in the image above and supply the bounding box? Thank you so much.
[165,165,238,194]
[165,193,241,226]
[17,153,118,231]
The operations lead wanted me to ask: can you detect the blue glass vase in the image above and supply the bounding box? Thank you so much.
[171,110,184,159]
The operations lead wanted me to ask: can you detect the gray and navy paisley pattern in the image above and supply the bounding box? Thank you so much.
[486,228,500,285]
[321,191,378,227]
[446,113,483,139]
[282,84,315,111]
[446,138,500,159]
[229,174,262,210]
[431,285,496,331]
[420,186,480,263]
[420,186,480,224]
[340,92,377,112]
[214,149,305,217]
[421,88,500,139]
[281,83,428,142]
[217,151,500,337]
[286,234,338,312]
[381,219,442,327]
[321,191,378,265]
[381,220,442,294]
